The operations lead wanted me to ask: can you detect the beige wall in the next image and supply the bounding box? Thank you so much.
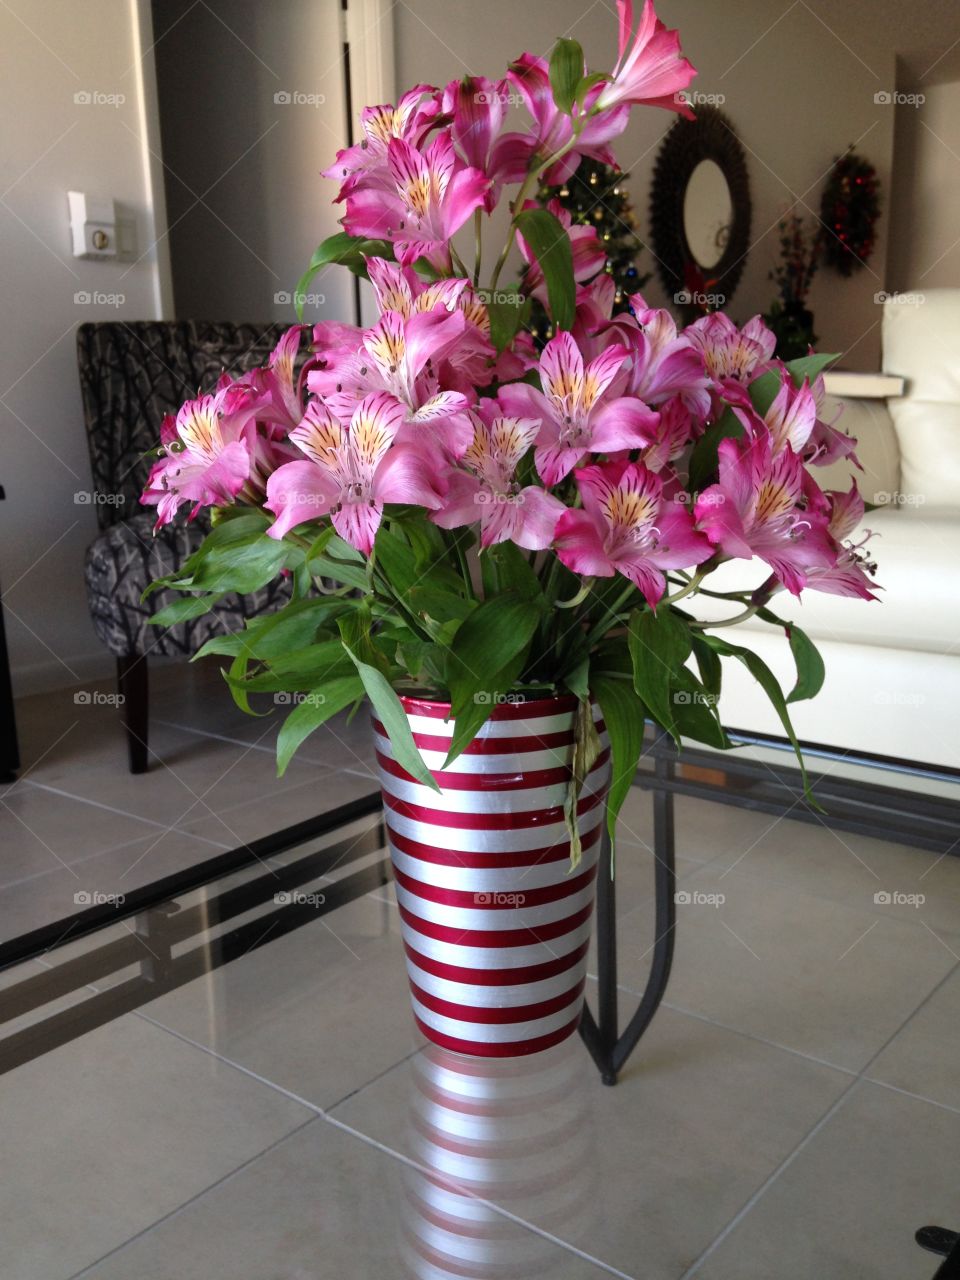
[394,0,902,368]
[888,72,960,292]
[0,0,170,693]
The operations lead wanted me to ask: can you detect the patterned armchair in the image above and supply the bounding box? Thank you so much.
[78,321,293,773]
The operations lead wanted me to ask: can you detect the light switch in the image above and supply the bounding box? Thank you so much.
[67,191,117,259]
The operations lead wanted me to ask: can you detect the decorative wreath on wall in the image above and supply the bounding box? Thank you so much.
[649,105,752,316]
[819,150,881,276]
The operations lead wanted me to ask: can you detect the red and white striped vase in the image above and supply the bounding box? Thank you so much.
[373,694,610,1057]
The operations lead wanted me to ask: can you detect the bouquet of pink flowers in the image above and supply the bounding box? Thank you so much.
[142,0,877,842]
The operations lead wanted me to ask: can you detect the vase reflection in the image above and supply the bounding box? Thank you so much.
[398,1037,593,1278]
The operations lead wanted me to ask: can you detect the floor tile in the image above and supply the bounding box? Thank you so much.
[331,1005,850,1279]
[614,861,957,1071]
[78,1117,616,1280]
[696,1082,960,1280]
[140,890,423,1110]
[868,964,960,1109]
[0,1013,311,1279]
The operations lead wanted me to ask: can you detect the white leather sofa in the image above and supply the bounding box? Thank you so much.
[699,289,960,771]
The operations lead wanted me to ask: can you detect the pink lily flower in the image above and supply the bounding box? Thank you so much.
[555,460,713,606]
[594,0,697,116]
[639,395,697,473]
[686,312,777,404]
[518,200,606,305]
[365,257,468,320]
[502,53,630,185]
[341,132,489,272]
[322,85,440,197]
[804,484,879,600]
[141,381,281,529]
[499,331,658,486]
[806,373,862,467]
[733,377,818,456]
[265,392,443,554]
[615,294,712,417]
[440,75,527,209]
[432,402,565,549]
[307,302,473,458]
[694,435,836,595]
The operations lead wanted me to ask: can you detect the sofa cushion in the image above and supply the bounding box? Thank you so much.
[695,506,958,655]
[813,394,899,503]
[882,289,960,505]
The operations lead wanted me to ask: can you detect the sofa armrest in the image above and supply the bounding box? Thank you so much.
[815,394,900,503]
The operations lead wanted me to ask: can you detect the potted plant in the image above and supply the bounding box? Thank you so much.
[142,0,878,1056]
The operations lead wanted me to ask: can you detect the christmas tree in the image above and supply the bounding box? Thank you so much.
[526,158,650,345]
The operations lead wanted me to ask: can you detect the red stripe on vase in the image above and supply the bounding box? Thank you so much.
[382,787,604,831]
[384,821,603,869]
[412,1013,585,1058]
[392,862,598,910]
[397,900,596,948]
[408,977,586,1026]
[401,938,591,987]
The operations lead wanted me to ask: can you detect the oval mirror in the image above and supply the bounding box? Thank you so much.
[683,159,733,270]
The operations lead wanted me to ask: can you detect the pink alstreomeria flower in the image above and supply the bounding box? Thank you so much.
[593,0,697,115]
[685,312,777,404]
[265,392,443,554]
[804,484,879,600]
[555,460,713,606]
[694,434,836,595]
[341,132,489,272]
[432,401,565,549]
[733,377,818,455]
[518,200,606,305]
[499,331,658,486]
[142,379,285,530]
[322,85,440,195]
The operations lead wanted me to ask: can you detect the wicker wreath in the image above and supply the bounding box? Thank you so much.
[649,106,752,315]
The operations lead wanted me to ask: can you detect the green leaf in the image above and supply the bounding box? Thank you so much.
[669,668,730,750]
[784,351,838,387]
[409,587,476,625]
[687,408,744,492]
[563,655,590,701]
[341,642,440,792]
[150,594,225,626]
[627,608,692,742]
[293,233,392,319]
[574,71,608,110]
[564,696,602,869]
[489,542,542,602]
[592,673,646,843]
[514,207,575,332]
[487,292,527,354]
[276,677,365,775]
[691,634,723,699]
[747,369,783,418]
[443,593,543,763]
[784,622,825,703]
[548,37,584,115]
[702,636,822,808]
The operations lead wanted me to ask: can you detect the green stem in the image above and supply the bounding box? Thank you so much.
[691,604,762,630]
[489,132,582,292]
[582,581,637,650]
[661,570,707,606]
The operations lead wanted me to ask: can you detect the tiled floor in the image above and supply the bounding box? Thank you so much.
[2,664,959,1278]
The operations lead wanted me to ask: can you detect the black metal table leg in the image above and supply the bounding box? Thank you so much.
[580,748,677,1084]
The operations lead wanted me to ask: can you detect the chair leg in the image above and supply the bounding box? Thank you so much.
[116,655,149,774]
